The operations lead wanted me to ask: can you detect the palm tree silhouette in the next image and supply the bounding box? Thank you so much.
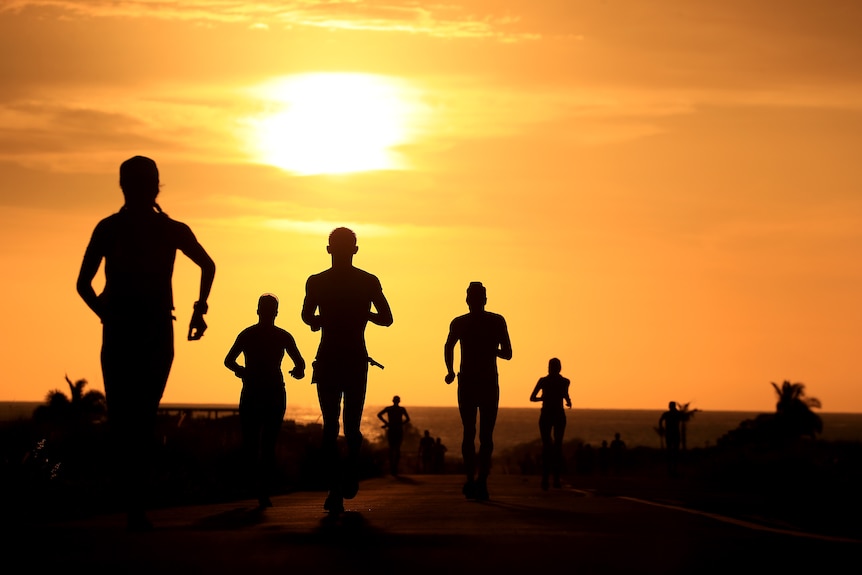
[771,380,822,439]
[677,402,700,451]
[33,375,106,425]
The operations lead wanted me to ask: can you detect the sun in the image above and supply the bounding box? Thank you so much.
[246,73,420,176]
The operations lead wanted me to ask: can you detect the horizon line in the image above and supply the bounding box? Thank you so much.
[2,400,859,415]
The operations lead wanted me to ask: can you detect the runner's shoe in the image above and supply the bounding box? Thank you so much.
[324,492,344,514]
[474,480,490,501]
[343,472,360,500]
[462,480,477,499]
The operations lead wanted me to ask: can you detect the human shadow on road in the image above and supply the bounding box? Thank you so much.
[193,506,268,530]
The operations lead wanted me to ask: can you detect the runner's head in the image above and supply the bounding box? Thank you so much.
[466,281,486,311]
[327,227,358,258]
[119,156,162,211]
[548,357,561,375]
[258,293,279,321]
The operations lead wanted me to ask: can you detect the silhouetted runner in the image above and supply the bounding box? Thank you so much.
[444,281,512,500]
[377,395,410,476]
[529,357,571,490]
[658,401,683,477]
[76,156,215,531]
[224,293,305,508]
[418,429,435,474]
[302,227,393,514]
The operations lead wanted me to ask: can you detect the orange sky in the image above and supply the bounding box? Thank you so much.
[2,1,861,413]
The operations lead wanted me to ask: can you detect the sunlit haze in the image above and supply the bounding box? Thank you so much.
[2,1,861,414]
[246,73,421,175]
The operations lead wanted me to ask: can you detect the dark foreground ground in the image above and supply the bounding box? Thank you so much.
[7,474,860,575]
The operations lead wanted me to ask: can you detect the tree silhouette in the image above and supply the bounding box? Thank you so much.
[33,375,106,426]
[677,402,701,451]
[717,381,823,447]
[27,376,107,489]
[771,380,822,439]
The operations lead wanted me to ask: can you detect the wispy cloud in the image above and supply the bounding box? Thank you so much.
[197,208,510,243]
[0,78,680,172]
[6,70,862,174]
[1,0,540,41]
[0,84,257,172]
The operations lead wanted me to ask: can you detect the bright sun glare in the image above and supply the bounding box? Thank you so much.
[247,73,420,176]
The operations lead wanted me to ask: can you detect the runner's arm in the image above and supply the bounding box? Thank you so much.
[76,232,105,321]
[496,318,513,361]
[284,333,306,379]
[179,228,215,341]
[369,288,393,327]
[301,278,322,331]
[444,323,458,384]
[529,380,543,402]
[224,336,245,379]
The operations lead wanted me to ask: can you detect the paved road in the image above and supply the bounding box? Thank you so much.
[10,475,859,574]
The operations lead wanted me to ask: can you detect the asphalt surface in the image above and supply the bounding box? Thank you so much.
[9,474,860,574]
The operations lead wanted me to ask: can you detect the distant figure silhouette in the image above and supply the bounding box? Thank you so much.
[433,437,447,474]
[302,227,393,514]
[444,281,512,500]
[76,156,215,531]
[658,401,683,477]
[529,358,571,489]
[224,293,305,508]
[418,429,435,474]
[377,395,410,476]
[609,432,626,473]
[598,440,610,474]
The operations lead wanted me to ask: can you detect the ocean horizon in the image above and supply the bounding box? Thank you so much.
[4,401,861,455]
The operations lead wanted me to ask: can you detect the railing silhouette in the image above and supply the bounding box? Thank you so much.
[157,404,240,427]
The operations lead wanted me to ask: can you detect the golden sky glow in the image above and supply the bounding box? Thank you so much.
[245,73,421,175]
[2,1,862,413]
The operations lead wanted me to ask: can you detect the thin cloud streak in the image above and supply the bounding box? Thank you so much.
[196,205,502,242]
[4,75,862,174]
[0,85,256,172]
[1,0,540,41]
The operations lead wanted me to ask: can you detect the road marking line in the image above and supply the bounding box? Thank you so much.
[616,496,861,544]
